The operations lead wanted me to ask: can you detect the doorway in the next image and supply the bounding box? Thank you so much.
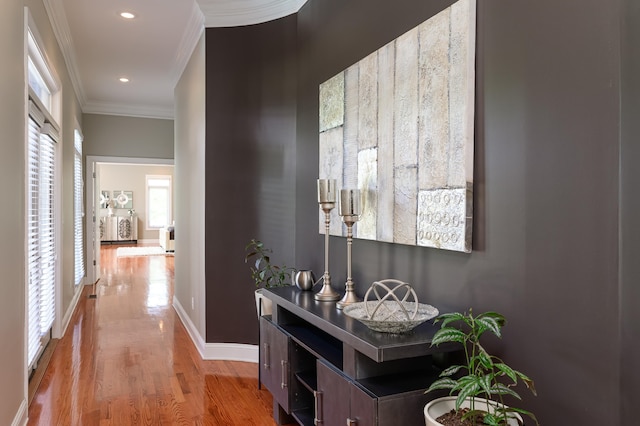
[85,156,174,285]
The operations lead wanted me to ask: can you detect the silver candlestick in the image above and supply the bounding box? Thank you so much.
[336,189,362,309]
[315,179,341,302]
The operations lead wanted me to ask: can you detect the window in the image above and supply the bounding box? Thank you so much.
[27,101,58,369]
[26,18,61,370]
[74,129,84,286]
[146,175,172,229]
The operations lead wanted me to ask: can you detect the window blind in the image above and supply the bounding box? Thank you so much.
[27,101,57,369]
[74,130,84,285]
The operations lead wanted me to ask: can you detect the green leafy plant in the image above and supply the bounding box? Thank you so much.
[426,310,538,426]
[244,239,293,288]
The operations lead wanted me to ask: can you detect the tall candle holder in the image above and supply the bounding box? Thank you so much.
[336,189,362,310]
[314,179,341,302]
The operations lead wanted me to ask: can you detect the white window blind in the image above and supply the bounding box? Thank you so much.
[74,130,84,285]
[27,101,57,369]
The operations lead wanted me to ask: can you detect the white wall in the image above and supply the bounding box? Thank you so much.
[173,33,206,346]
[0,2,28,424]
[98,163,175,241]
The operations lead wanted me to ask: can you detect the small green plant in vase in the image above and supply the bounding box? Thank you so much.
[244,239,293,289]
[424,310,538,426]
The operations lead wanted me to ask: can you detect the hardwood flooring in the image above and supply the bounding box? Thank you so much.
[28,244,279,425]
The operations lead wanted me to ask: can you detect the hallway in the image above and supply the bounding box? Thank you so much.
[28,245,278,425]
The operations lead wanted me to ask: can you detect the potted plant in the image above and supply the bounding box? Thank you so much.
[424,310,538,426]
[244,239,294,316]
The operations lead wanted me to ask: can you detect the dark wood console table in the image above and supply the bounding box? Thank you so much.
[260,286,457,426]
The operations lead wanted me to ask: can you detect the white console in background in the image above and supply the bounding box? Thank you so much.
[159,227,175,252]
[100,215,137,243]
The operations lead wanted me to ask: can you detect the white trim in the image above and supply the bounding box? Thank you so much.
[173,295,206,357]
[198,0,308,27]
[203,343,258,363]
[173,296,258,363]
[58,283,84,338]
[42,0,86,108]
[137,238,159,244]
[83,101,174,120]
[52,114,63,340]
[22,7,30,411]
[11,399,28,426]
[170,2,205,89]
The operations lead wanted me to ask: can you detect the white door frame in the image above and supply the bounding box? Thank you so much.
[84,156,174,285]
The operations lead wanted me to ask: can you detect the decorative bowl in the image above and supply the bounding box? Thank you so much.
[343,301,439,333]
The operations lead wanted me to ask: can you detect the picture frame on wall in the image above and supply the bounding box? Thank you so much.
[114,190,133,209]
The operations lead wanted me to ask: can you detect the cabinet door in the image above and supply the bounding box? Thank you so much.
[106,217,118,241]
[130,216,137,240]
[117,217,133,240]
[317,360,350,426]
[349,382,377,426]
[260,317,290,412]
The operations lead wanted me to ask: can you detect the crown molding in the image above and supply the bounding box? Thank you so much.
[197,0,308,27]
[170,2,205,88]
[83,101,174,120]
[42,0,87,108]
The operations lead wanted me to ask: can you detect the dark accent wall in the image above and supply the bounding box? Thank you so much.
[203,0,639,423]
[205,16,297,343]
[620,0,640,423]
[295,0,622,424]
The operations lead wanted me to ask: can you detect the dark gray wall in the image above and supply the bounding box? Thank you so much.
[295,0,622,424]
[205,16,297,343]
[203,0,638,423]
[620,0,640,423]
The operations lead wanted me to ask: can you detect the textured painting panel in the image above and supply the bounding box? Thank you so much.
[318,0,475,253]
[417,187,469,251]
[358,52,378,151]
[419,8,450,190]
[319,73,345,132]
[357,148,378,240]
[319,126,344,235]
[343,65,360,190]
[394,166,418,245]
[377,43,396,242]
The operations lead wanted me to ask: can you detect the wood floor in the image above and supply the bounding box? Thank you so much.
[28,244,280,425]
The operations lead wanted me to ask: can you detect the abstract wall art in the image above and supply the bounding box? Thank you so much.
[319,0,476,252]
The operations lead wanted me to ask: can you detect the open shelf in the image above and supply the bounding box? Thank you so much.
[282,324,343,369]
[356,367,441,398]
[291,408,314,426]
[295,370,317,393]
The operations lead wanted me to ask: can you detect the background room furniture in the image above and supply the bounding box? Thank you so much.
[100,214,138,243]
[159,225,175,252]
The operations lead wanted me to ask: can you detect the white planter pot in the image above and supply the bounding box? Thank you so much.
[424,396,522,426]
[254,289,272,317]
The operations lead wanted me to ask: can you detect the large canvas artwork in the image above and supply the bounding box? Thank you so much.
[319,0,476,252]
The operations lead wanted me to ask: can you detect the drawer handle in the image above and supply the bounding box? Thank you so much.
[314,390,323,425]
[263,343,270,368]
[280,360,288,389]
[347,419,357,426]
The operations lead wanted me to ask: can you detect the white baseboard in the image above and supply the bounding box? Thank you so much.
[12,399,27,426]
[59,284,84,337]
[137,238,157,244]
[172,296,258,363]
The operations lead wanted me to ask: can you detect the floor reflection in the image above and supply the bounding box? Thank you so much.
[27,244,280,425]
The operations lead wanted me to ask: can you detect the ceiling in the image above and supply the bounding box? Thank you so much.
[46,0,307,119]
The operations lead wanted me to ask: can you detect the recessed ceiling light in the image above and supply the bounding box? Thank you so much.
[119,11,136,19]
[119,77,130,83]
